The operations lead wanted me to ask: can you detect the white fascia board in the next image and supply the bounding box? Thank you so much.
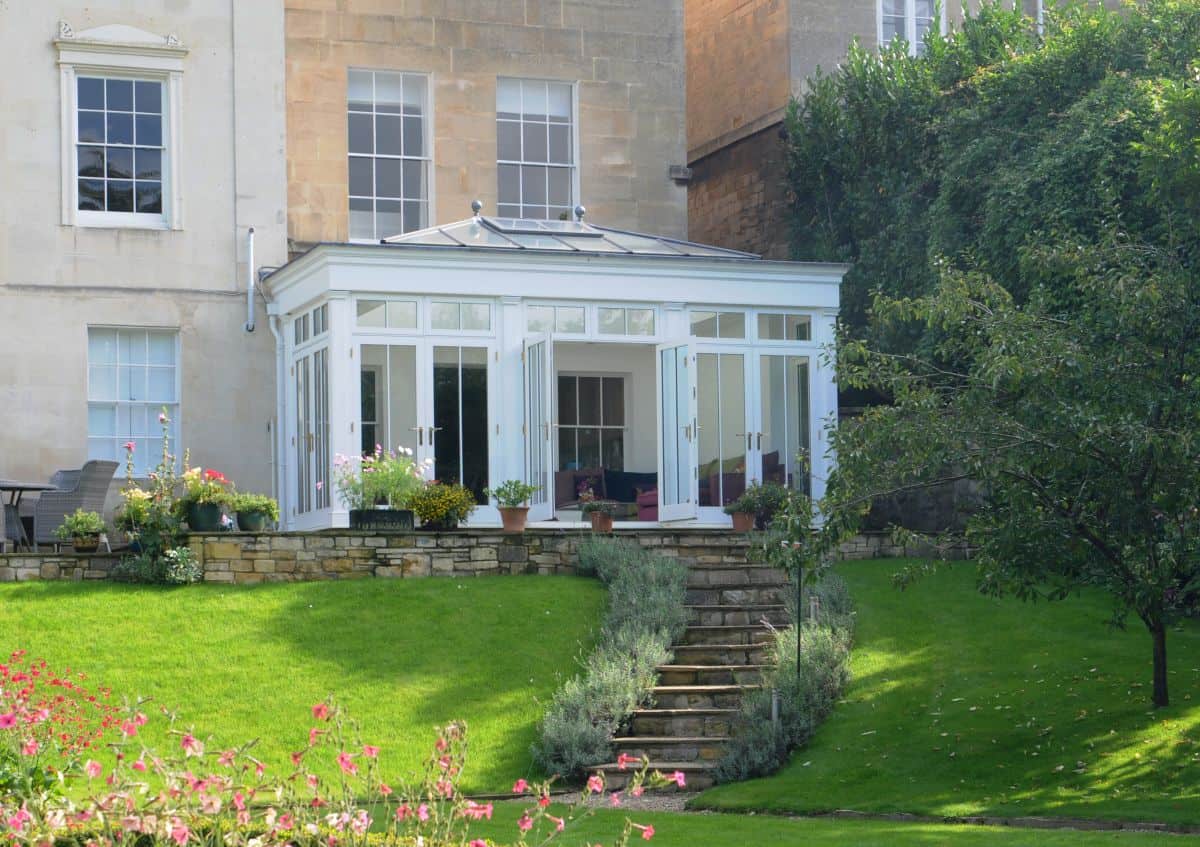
[267,245,847,315]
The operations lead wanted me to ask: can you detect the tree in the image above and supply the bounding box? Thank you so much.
[829,236,1200,707]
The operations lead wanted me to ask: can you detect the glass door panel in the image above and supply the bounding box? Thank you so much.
[360,344,420,459]
[433,345,490,503]
[758,354,811,496]
[657,341,696,522]
[697,352,748,508]
[523,334,553,521]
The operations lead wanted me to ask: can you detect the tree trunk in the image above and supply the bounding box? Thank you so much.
[1151,619,1169,708]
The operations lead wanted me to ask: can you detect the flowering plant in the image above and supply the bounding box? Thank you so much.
[334,446,431,510]
[0,675,674,847]
[410,482,477,529]
[52,509,106,542]
[177,467,233,511]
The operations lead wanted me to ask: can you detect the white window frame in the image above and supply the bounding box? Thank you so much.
[347,68,434,243]
[86,326,181,476]
[555,372,628,472]
[496,77,579,221]
[687,308,750,342]
[525,302,588,336]
[877,1,947,57]
[56,26,186,230]
[596,304,658,339]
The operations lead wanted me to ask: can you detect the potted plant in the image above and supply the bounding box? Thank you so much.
[409,482,477,530]
[55,508,106,553]
[484,480,540,533]
[724,489,758,532]
[725,482,790,531]
[581,499,618,533]
[334,447,429,531]
[230,491,280,532]
[176,467,233,532]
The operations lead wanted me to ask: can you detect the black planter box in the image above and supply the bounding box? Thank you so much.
[349,508,415,532]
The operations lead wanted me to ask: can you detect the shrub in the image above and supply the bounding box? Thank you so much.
[175,467,233,513]
[334,447,431,510]
[484,480,540,507]
[534,539,687,779]
[714,576,854,783]
[229,491,280,522]
[723,482,790,529]
[53,508,105,541]
[409,483,477,529]
[112,545,201,585]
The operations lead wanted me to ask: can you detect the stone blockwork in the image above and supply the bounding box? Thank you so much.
[286,0,688,248]
[687,125,791,259]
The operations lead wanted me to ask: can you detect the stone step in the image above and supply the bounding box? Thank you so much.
[685,584,790,606]
[652,683,761,710]
[670,643,770,665]
[595,761,717,792]
[685,567,789,589]
[680,624,775,646]
[656,664,768,686]
[612,735,730,763]
[629,708,738,737]
[686,603,789,626]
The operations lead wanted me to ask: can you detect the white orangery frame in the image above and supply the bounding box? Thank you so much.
[264,216,845,530]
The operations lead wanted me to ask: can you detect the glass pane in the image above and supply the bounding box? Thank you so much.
[628,308,655,336]
[578,427,600,469]
[697,353,719,506]
[548,83,571,121]
[121,366,147,402]
[523,122,548,163]
[107,147,133,179]
[135,115,161,147]
[402,115,424,158]
[598,307,624,334]
[376,199,403,239]
[758,313,784,340]
[136,148,161,180]
[793,358,812,496]
[88,328,118,363]
[135,81,162,114]
[148,368,176,401]
[578,376,601,425]
[719,311,746,339]
[691,311,718,338]
[556,306,584,333]
[602,377,624,426]
[348,69,374,109]
[376,115,402,155]
[375,71,404,109]
[78,77,104,110]
[557,426,576,471]
[107,79,133,111]
[431,302,459,330]
[349,197,374,240]
[558,375,577,426]
[403,199,425,232]
[660,349,678,505]
[522,165,547,205]
[78,111,105,144]
[527,305,553,332]
[88,437,117,463]
[787,314,812,340]
[387,345,419,457]
[88,404,116,437]
[357,299,386,327]
[462,303,490,331]
[108,181,134,212]
[548,165,572,205]
[549,124,571,165]
[403,74,426,112]
[402,159,425,199]
[148,332,175,365]
[386,300,418,328]
[136,182,162,214]
[884,0,904,15]
[375,157,402,197]
[460,346,490,503]
[915,0,935,18]
[496,78,521,119]
[882,17,903,43]
[349,157,373,196]
[348,113,373,154]
[601,430,624,472]
[107,113,133,145]
[498,163,520,204]
[719,354,747,507]
[78,146,104,178]
[498,121,521,161]
[88,366,117,401]
[120,332,146,364]
[78,179,104,211]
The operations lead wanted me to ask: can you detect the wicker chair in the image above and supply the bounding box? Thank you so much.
[33,460,117,551]
[0,500,8,553]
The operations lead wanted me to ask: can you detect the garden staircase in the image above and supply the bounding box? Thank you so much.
[597,560,791,791]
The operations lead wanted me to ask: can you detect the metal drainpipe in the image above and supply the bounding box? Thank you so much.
[244,227,256,332]
[267,305,287,520]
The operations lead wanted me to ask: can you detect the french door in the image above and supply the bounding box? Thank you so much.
[358,340,493,505]
[656,341,698,522]
[523,334,554,521]
[295,346,330,518]
[756,353,812,496]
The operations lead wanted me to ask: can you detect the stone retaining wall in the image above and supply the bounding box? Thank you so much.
[0,530,953,584]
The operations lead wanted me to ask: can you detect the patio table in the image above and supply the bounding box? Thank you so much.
[0,480,56,549]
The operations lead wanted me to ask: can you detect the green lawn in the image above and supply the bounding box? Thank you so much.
[694,560,1200,824]
[467,803,1191,846]
[0,575,605,793]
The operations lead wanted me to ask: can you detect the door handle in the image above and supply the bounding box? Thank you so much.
[736,432,751,450]
[410,426,423,446]
[756,432,762,450]
[427,426,443,442]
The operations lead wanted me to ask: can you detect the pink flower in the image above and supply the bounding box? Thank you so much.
[517,814,533,832]
[134,711,148,726]
[609,792,622,807]
[336,751,358,775]
[547,814,565,832]
[538,793,551,808]
[470,841,488,847]
[291,751,305,767]
[20,739,37,756]
[309,727,324,746]
[461,801,493,821]
[181,733,202,756]
[671,770,687,788]
[378,782,392,796]
[631,785,645,798]
[278,813,295,830]
[159,413,168,424]
[132,757,147,773]
[362,744,379,759]
[586,774,604,794]
[124,441,136,452]
[218,749,235,767]
[640,824,656,840]
[617,752,639,771]
[394,805,411,822]
[170,820,190,846]
[315,481,324,491]
[85,760,102,779]
[312,703,329,720]
[121,721,139,737]
[417,804,429,822]
[0,712,16,729]
[512,778,529,794]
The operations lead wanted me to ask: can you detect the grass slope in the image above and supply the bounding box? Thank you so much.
[470,804,1190,846]
[695,560,1200,824]
[0,576,605,792]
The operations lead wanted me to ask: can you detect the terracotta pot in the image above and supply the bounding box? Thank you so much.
[731,511,755,532]
[499,506,529,534]
[589,512,614,533]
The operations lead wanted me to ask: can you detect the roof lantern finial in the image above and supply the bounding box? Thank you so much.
[573,204,586,222]
[470,199,483,217]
